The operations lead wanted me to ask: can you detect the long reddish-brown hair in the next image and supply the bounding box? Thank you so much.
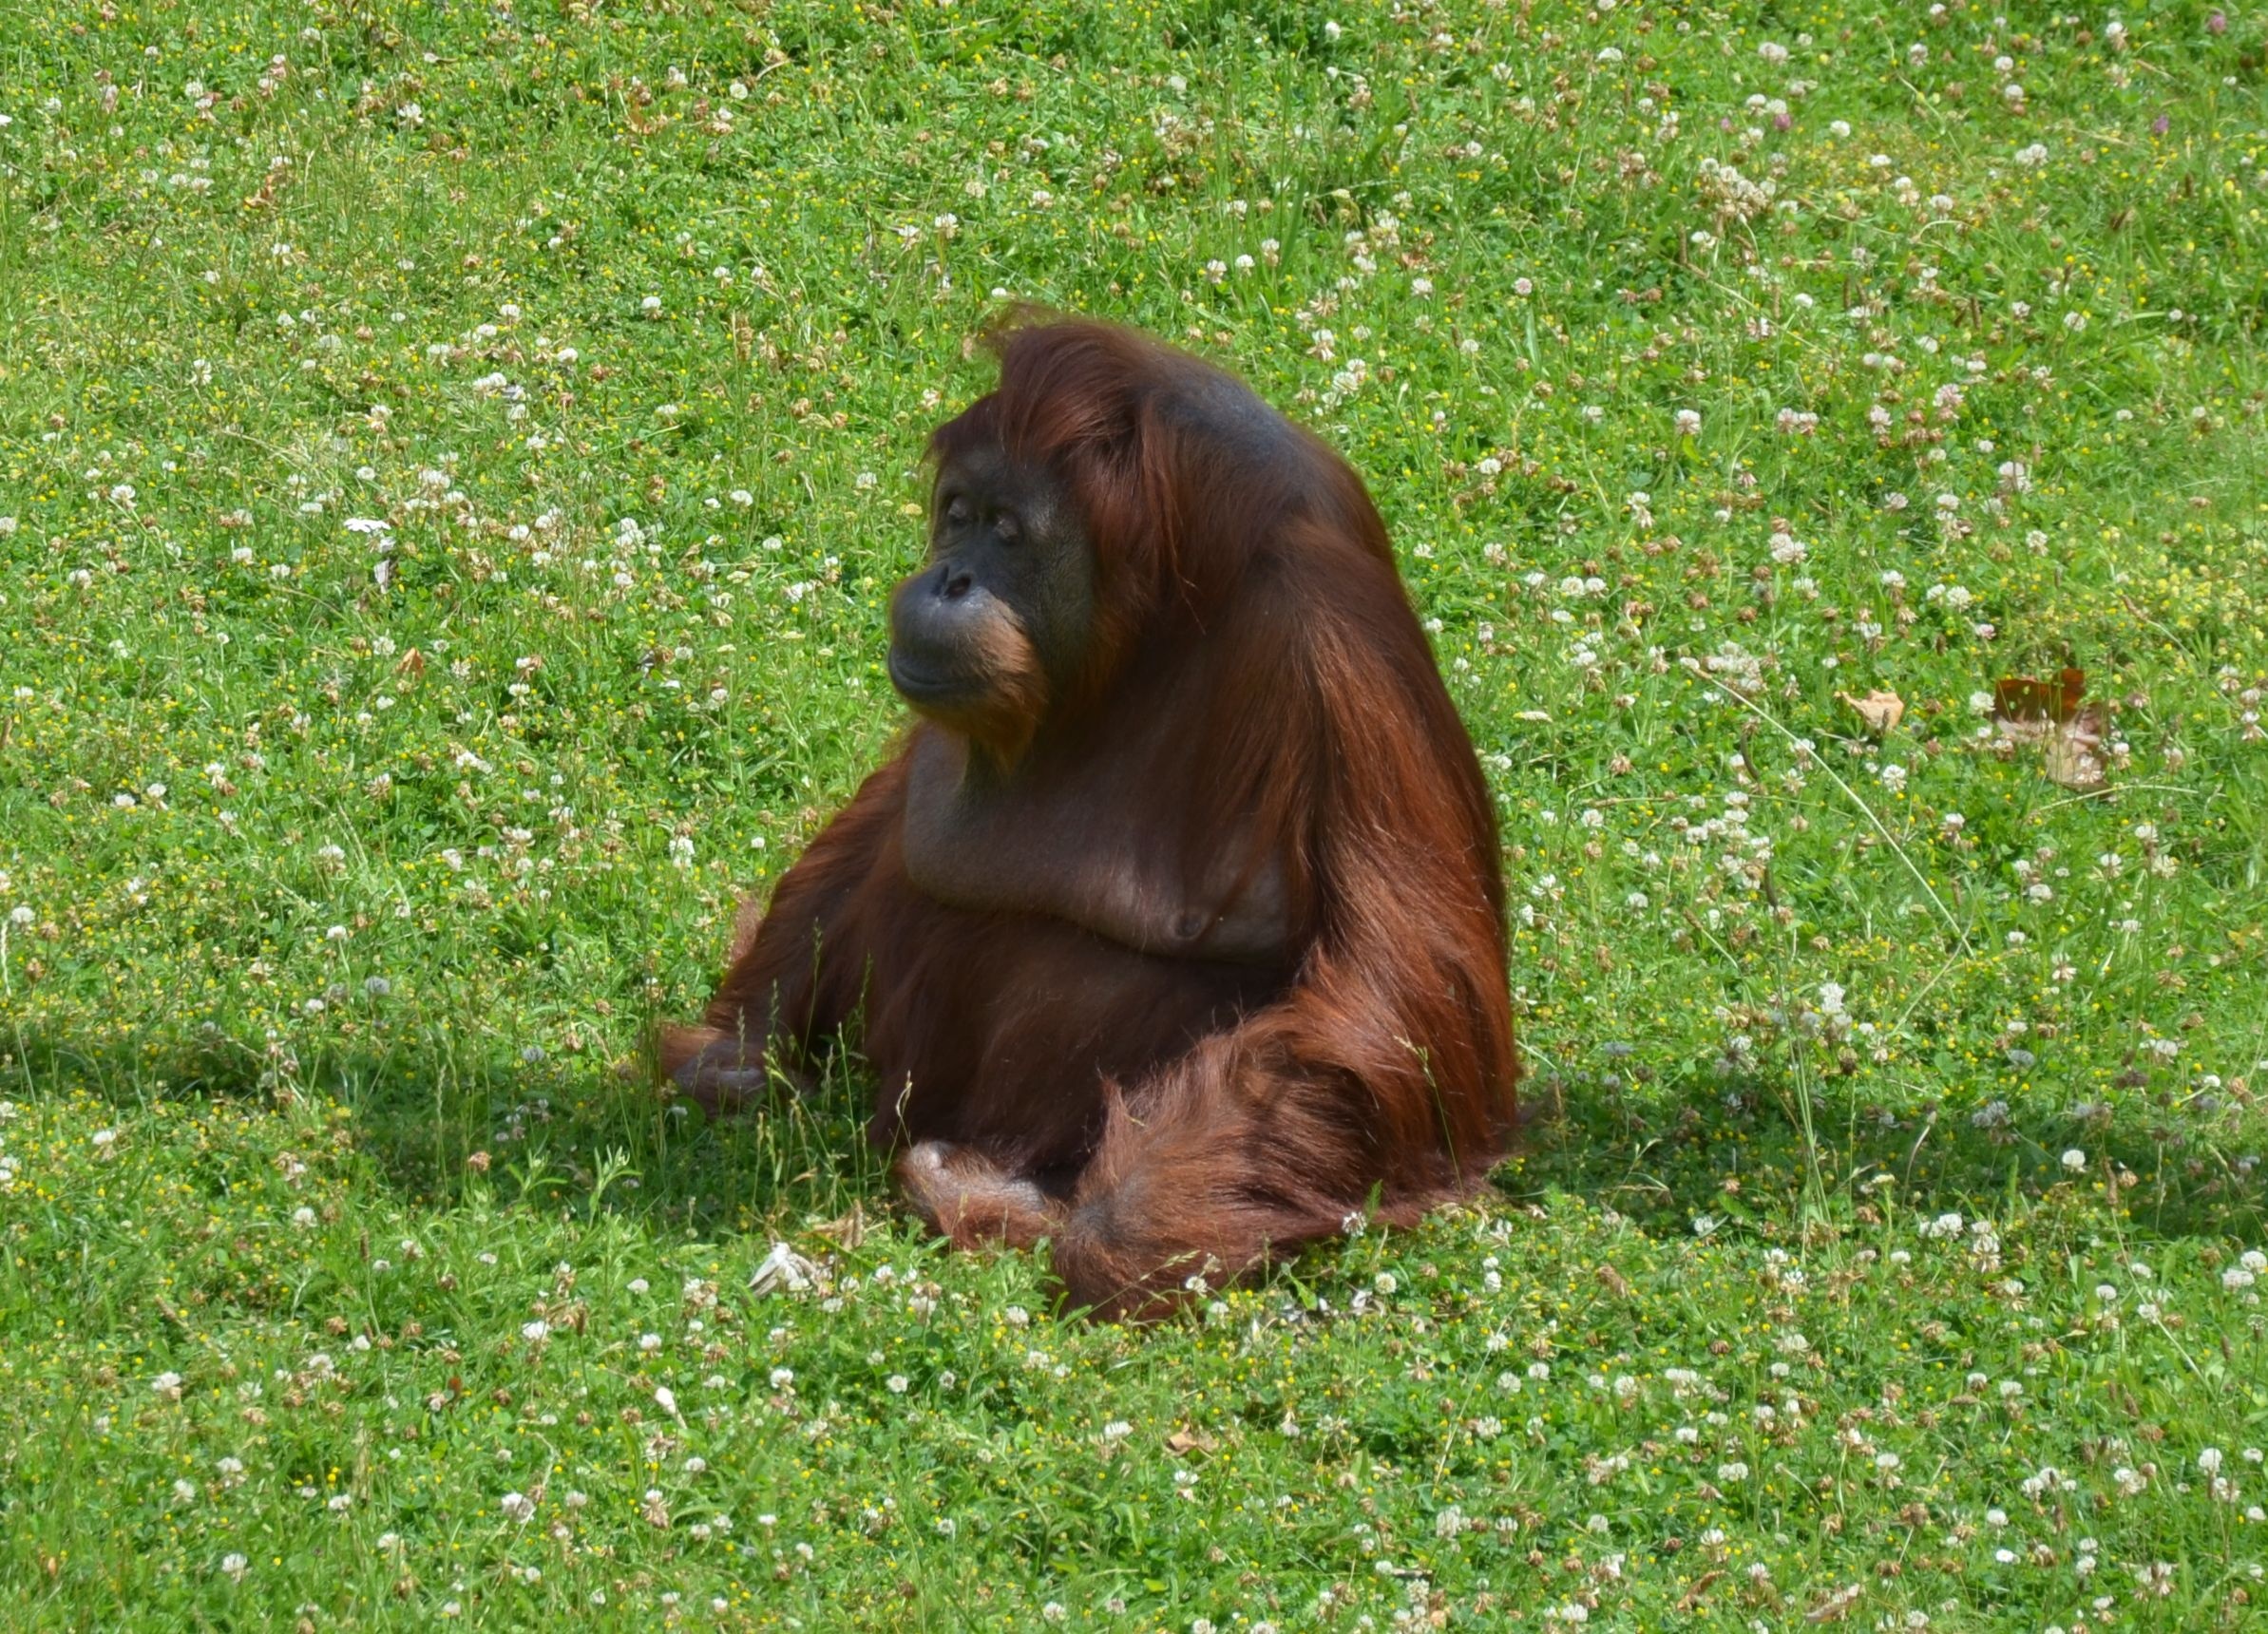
[669,315,1519,1318]
[934,315,1515,1198]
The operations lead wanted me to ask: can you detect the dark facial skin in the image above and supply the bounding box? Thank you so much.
[888,442,1290,965]
[886,446,1096,730]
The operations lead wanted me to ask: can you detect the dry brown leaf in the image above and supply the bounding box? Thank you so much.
[811,1204,873,1249]
[748,1242,819,1296]
[2041,702,2107,791]
[1837,688,1905,738]
[1804,1584,1865,1624]
[1164,1427,1218,1456]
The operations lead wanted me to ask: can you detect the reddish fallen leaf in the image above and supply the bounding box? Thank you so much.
[1992,669,2107,791]
[1992,666,2087,724]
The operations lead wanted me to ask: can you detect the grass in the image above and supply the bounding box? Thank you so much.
[4,0,2268,1625]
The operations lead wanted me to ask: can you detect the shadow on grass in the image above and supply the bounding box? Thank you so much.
[1500,1062,2268,1244]
[8,1020,896,1242]
[13,1023,2262,1250]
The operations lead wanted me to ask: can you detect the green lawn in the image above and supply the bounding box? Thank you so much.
[4,0,2268,1626]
